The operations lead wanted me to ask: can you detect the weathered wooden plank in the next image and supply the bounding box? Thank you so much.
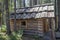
[23,29,43,36]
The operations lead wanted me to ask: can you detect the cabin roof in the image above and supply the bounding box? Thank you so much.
[16,4,54,13]
[10,3,55,19]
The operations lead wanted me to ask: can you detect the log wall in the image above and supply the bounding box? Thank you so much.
[10,18,55,36]
[10,19,44,32]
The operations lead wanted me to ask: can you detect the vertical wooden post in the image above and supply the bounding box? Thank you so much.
[50,18,56,40]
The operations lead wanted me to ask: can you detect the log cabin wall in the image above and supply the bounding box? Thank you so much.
[10,18,55,32]
[10,19,21,31]
[10,19,44,33]
[10,19,14,31]
[26,19,44,35]
[10,18,55,34]
[10,18,55,37]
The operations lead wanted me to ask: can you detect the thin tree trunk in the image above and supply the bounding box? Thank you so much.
[5,0,11,35]
[2,1,4,25]
[0,1,4,31]
[14,0,17,31]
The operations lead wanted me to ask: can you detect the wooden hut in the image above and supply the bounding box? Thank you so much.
[10,3,55,36]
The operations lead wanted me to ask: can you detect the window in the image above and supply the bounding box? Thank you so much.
[21,21,26,26]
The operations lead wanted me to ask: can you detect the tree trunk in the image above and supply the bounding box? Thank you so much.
[5,0,11,35]
[2,1,4,25]
[14,0,17,31]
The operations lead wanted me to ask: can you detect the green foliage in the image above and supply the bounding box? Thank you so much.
[44,0,51,3]
[11,30,23,40]
[1,25,6,32]
[0,25,23,40]
[0,30,23,40]
[0,34,6,40]
[9,0,14,12]
[41,0,52,4]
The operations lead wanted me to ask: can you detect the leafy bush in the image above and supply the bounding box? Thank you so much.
[0,30,23,40]
[11,30,23,40]
[0,34,7,40]
[0,24,23,40]
[1,25,6,32]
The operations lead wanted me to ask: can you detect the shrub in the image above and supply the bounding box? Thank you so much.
[1,25,6,32]
[12,30,23,40]
[0,24,23,40]
[0,30,23,40]
[0,34,7,40]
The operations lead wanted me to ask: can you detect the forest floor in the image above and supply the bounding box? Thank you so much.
[22,35,43,40]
